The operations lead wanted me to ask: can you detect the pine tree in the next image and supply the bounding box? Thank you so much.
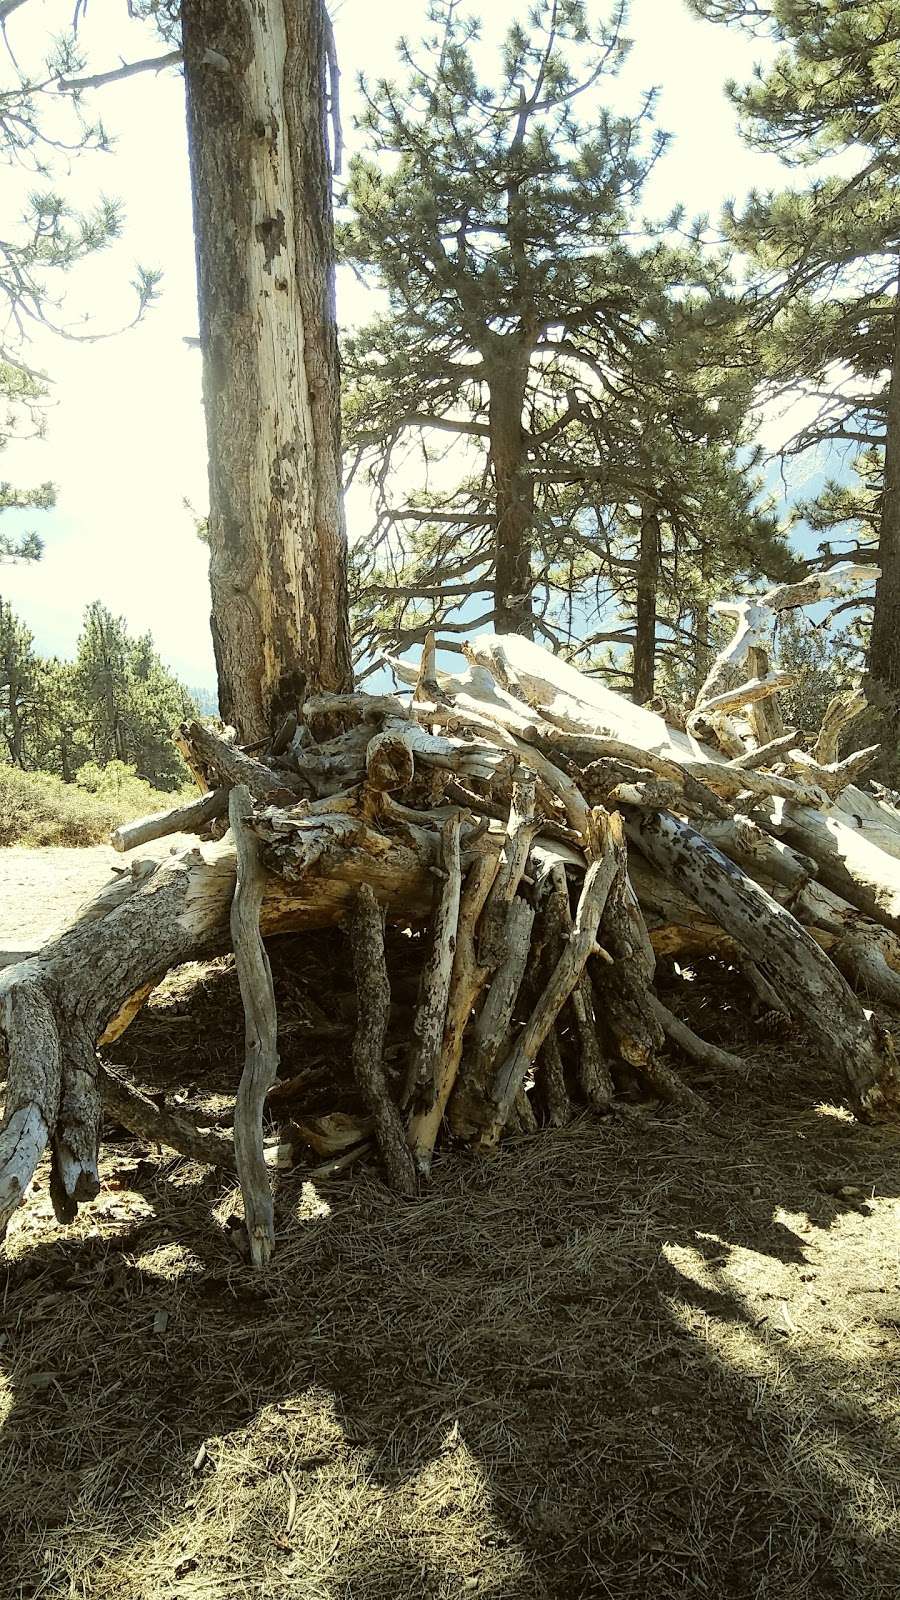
[0,596,195,784]
[28,657,89,782]
[689,0,900,753]
[74,602,194,788]
[0,597,39,765]
[341,0,792,692]
[0,366,55,563]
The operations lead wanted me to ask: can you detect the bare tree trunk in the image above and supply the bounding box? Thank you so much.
[181,0,352,742]
[868,264,900,777]
[633,507,659,704]
[489,353,534,638]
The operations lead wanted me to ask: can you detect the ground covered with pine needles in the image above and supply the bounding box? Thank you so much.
[2,941,899,1599]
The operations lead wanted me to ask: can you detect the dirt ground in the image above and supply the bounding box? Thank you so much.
[1,927,899,1600]
[0,840,197,966]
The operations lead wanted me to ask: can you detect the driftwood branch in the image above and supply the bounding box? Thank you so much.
[405,815,463,1107]
[111,788,229,853]
[483,812,620,1146]
[407,850,500,1175]
[648,999,747,1079]
[229,786,279,1267]
[98,1063,237,1169]
[349,886,417,1194]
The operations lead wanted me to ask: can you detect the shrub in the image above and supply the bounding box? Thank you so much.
[0,764,196,848]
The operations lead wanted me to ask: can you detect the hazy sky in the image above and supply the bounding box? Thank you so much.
[0,0,799,688]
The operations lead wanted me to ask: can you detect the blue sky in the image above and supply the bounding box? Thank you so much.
[0,0,839,690]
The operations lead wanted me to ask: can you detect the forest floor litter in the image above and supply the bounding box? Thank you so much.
[2,932,899,1599]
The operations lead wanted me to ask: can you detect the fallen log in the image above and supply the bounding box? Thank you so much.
[97,1062,238,1170]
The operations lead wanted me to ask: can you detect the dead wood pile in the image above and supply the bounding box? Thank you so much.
[2,563,899,1263]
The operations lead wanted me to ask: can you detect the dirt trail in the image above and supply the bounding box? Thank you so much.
[0,841,192,965]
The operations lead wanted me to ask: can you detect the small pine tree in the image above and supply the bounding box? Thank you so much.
[0,597,39,765]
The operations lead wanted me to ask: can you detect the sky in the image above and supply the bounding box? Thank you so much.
[0,0,816,691]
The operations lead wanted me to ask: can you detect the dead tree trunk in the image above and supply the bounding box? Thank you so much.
[181,0,352,741]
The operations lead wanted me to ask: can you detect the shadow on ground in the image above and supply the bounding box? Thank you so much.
[3,1014,900,1600]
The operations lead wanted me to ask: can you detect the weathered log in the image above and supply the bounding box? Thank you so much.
[0,842,241,1238]
[70,858,159,929]
[365,729,416,793]
[111,788,229,853]
[349,886,417,1194]
[451,896,535,1140]
[590,820,702,1113]
[478,812,620,1147]
[536,857,613,1111]
[701,815,817,893]
[728,733,797,771]
[626,808,900,1121]
[759,797,900,934]
[477,767,538,967]
[185,720,306,802]
[549,726,822,807]
[692,671,795,720]
[507,854,581,1126]
[814,687,868,765]
[419,694,591,836]
[229,787,279,1268]
[770,877,900,1011]
[648,999,747,1079]
[0,981,62,1233]
[303,690,411,727]
[406,850,500,1174]
[98,1063,237,1170]
[785,745,880,798]
[378,719,515,787]
[406,815,463,1106]
[534,1029,571,1127]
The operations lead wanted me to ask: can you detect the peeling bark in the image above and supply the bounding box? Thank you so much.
[627,808,900,1122]
[181,0,351,740]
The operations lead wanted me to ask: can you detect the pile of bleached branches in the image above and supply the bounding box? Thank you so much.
[2,563,899,1263]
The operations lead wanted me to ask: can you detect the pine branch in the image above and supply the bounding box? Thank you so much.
[56,49,183,93]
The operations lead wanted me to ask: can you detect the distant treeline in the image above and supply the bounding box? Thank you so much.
[0,597,198,792]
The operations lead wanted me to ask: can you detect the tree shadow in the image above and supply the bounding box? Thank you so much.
[3,1055,900,1599]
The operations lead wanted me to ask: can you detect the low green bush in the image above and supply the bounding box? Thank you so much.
[0,763,196,848]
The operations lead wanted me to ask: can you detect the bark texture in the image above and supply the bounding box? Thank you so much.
[489,350,534,637]
[633,508,659,705]
[181,0,352,741]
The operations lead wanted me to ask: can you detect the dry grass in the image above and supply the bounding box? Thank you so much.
[0,766,195,848]
[2,947,900,1598]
